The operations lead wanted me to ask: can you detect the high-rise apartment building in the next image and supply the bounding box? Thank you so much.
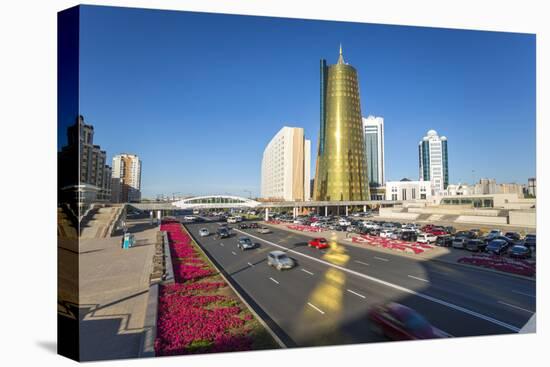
[418,129,449,194]
[362,115,385,188]
[111,154,142,203]
[313,46,370,201]
[261,127,311,201]
[68,115,112,202]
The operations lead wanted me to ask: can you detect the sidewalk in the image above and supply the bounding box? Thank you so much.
[261,221,535,281]
[77,219,159,361]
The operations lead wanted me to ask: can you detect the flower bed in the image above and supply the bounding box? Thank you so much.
[155,219,276,356]
[286,224,324,232]
[457,253,536,278]
[352,234,434,255]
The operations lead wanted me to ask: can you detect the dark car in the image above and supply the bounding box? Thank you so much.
[504,232,522,241]
[508,245,531,259]
[486,239,510,255]
[524,234,536,250]
[466,239,486,252]
[444,226,456,234]
[216,227,230,239]
[248,222,260,229]
[436,235,453,247]
[368,302,450,340]
[400,231,418,242]
[238,223,249,229]
[454,230,477,239]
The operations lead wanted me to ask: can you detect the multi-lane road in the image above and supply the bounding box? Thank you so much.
[184,219,535,347]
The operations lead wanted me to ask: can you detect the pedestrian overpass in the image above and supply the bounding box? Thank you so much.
[128,195,402,220]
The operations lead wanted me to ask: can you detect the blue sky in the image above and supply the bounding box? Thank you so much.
[79,5,536,198]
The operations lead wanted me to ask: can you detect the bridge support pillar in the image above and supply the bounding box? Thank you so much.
[149,210,153,225]
[264,208,269,221]
[325,206,328,216]
[345,206,348,216]
[363,205,367,212]
[156,210,161,225]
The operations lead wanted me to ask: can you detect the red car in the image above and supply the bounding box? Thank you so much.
[428,229,447,236]
[368,302,450,340]
[308,237,329,249]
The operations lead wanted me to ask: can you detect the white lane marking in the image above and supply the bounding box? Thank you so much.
[354,260,370,266]
[374,256,389,262]
[408,275,430,283]
[301,269,314,275]
[307,302,325,314]
[231,251,237,256]
[347,289,366,299]
[498,301,534,314]
[234,228,520,332]
[220,243,224,247]
[512,290,536,298]
[269,277,279,284]
[247,262,254,267]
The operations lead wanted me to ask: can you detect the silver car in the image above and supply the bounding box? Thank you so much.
[257,227,272,234]
[237,237,255,250]
[267,251,295,270]
[199,228,210,237]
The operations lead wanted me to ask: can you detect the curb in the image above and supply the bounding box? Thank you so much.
[181,224,288,349]
[139,283,159,358]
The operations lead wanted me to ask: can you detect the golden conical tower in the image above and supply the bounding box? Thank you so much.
[313,46,370,201]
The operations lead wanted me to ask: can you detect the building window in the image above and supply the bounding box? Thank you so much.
[402,189,407,201]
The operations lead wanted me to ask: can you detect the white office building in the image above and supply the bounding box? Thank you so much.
[419,129,449,195]
[112,153,142,203]
[261,126,311,201]
[362,115,385,187]
[386,179,432,201]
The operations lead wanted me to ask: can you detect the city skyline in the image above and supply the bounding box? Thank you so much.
[78,6,536,198]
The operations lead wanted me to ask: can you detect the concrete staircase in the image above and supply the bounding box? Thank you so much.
[80,206,124,239]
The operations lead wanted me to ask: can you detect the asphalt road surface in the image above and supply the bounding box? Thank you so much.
[184,218,535,347]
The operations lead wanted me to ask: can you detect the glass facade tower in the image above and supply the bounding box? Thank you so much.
[313,46,370,201]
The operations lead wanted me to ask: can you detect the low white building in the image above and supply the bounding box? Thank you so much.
[385,179,432,201]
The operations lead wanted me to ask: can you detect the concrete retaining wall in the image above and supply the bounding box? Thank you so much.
[455,215,508,225]
[509,211,536,227]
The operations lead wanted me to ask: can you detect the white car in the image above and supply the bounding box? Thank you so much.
[380,229,394,238]
[417,233,437,243]
[227,217,237,224]
[183,215,196,221]
[364,222,380,230]
[199,228,210,237]
[338,219,352,226]
[311,221,326,227]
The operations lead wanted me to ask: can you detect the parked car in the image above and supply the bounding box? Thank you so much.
[504,232,521,241]
[466,239,486,252]
[417,233,437,244]
[469,229,482,237]
[248,222,260,229]
[436,235,453,247]
[454,231,477,239]
[338,218,352,226]
[400,231,417,242]
[486,239,510,255]
[524,234,536,250]
[237,237,255,251]
[216,228,230,239]
[368,302,450,340]
[452,236,469,249]
[198,228,210,237]
[238,223,249,229]
[508,245,531,259]
[267,251,295,270]
[257,227,272,234]
[443,226,456,234]
[380,229,395,238]
[227,217,238,224]
[308,237,329,249]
